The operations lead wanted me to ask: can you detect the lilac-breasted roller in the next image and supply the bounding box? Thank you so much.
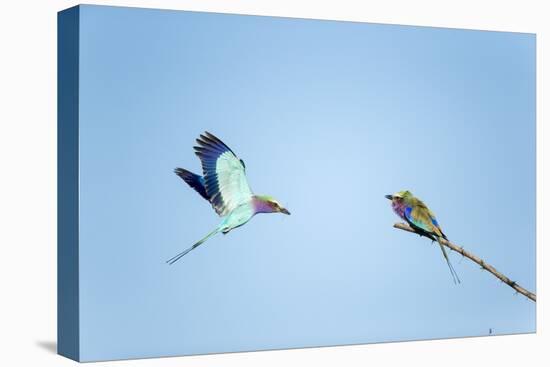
[166,131,290,264]
[385,190,461,284]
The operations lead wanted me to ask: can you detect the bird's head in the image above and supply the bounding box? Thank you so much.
[385,190,413,204]
[254,195,291,215]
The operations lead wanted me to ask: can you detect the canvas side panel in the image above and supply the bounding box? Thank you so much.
[57,5,80,362]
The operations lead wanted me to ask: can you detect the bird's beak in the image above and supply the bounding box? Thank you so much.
[280,207,291,215]
[385,194,393,200]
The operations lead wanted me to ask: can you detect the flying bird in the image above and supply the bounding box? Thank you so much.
[385,190,461,284]
[166,131,290,264]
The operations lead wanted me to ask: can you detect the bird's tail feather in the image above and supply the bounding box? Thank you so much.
[437,238,461,284]
[166,228,220,265]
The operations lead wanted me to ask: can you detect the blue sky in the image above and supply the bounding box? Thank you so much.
[76,5,535,361]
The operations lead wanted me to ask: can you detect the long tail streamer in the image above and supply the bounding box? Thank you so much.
[166,228,220,265]
[437,239,461,284]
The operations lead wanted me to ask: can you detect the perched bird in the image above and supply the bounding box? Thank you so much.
[385,190,460,284]
[167,131,290,265]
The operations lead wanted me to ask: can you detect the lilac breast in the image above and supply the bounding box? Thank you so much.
[391,201,407,220]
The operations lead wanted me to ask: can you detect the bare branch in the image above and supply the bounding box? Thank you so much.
[393,222,536,302]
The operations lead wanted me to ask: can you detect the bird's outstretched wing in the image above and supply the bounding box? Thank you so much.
[194,132,253,216]
[174,168,210,201]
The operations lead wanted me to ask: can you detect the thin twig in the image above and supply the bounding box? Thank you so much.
[393,222,536,302]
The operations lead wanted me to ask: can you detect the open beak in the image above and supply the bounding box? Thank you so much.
[280,207,291,215]
[385,194,393,200]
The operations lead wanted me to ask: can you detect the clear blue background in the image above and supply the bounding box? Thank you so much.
[77,5,536,361]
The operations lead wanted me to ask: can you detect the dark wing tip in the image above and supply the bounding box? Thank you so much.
[196,131,235,156]
[196,134,220,151]
[174,167,187,177]
[174,167,192,182]
[204,131,219,141]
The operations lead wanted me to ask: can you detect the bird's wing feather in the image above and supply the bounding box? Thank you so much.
[174,168,210,201]
[405,206,442,237]
[194,132,253,216]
